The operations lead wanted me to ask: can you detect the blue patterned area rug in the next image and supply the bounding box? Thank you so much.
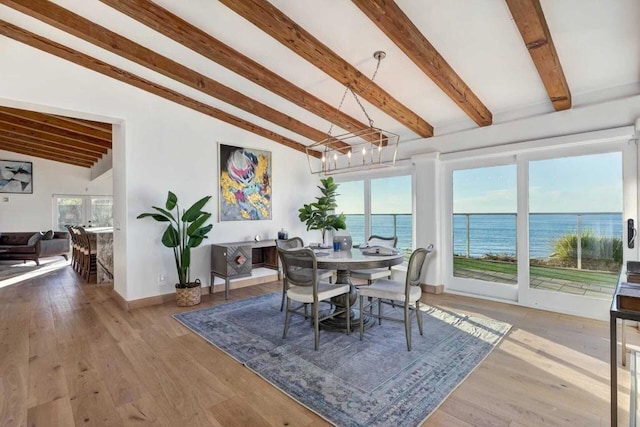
[174,292,511,427]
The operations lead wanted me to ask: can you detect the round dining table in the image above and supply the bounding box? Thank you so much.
[312,248,404,331]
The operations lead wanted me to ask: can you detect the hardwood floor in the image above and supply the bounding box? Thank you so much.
[0,265,633,426]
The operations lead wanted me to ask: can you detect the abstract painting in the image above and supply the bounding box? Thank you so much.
[219,143,272,221]
[0,160,32,194]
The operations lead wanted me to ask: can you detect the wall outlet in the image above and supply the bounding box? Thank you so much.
[158,274,166,286]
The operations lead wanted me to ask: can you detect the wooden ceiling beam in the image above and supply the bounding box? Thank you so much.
[0,140,99,166]
[0,136,100,162]
[219,0,434,137]
[0,143,93,167]
[0,111,111,149]
[0,123,108,154]
[1,0,343,149]
[52,115,112,132]
[351,0,492,127]
[0,106,112,141]
[0,130,106,157]
[99,0,386,144]
[0,20,319,158]
[505,0,571,111]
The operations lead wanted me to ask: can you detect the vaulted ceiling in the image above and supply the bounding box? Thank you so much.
[0,0,638,168]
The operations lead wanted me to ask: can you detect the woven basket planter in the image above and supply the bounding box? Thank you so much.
[175,279,202,307]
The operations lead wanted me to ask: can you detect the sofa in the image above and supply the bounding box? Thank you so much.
[0,231,70,265]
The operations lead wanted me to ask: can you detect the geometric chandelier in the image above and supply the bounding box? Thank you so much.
[306,51,400,176]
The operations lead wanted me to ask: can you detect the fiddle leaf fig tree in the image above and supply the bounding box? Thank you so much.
[137,191,213,288]
[298,177,347,244]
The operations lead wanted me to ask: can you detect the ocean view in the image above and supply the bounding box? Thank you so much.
[344,213,623,259]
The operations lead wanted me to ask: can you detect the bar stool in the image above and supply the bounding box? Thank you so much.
[77,226,97,282]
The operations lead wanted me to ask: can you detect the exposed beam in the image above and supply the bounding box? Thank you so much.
[99,0,386,144]
[1,0,342,149]
[0,140,98,165]
[0,143,93,167]
[0,130,106,156]
[53,115,112,132]
[0,136,100,162]
[0,20,320,158]
[351,0,492,127]
[219,0,434,137]
[0,112,111,149]
[505,0,571,111]
[0,106,112,141]
[0,123,108,154]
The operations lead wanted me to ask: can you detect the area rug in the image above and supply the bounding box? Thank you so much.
[174,292,511,426]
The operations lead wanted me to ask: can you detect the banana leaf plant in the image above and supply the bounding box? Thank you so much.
[137,191,213,288]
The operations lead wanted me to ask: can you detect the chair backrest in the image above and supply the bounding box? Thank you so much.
[276,237,304,250]
[77,226,93,252]
[277,247,317,288]
[405,244,434,295]
[368,235,398,248]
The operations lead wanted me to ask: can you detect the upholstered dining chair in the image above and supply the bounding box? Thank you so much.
[276,237,334,311]
[358,244,434,351]
[279,247,350,350]
[351,235,398,285]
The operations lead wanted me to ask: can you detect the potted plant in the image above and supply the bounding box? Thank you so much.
[298,177,347,246]
[138,191,213,306]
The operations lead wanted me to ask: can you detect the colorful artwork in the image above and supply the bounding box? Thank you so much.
[0,160,32,194]
[219,144,272,221]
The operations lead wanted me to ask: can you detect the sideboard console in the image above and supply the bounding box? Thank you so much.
[211,240,279,299]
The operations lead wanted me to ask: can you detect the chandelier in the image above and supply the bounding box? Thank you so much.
[306,51,400,176]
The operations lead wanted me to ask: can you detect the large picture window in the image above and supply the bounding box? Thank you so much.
[53,195,113,230]
[335,174,413,255]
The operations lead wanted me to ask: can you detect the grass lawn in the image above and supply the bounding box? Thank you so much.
[454,256,618,286]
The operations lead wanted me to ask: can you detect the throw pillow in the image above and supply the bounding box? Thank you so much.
[27,232,43,246]
[42,230,54,240]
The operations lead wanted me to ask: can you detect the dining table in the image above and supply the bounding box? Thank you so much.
[311,247,404,331]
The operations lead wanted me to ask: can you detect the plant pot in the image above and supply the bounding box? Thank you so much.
[175,279,202,307]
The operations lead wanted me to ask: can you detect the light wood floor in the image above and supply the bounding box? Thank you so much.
[0,265,634,426]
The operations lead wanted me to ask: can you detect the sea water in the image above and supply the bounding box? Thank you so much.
[344,213,623,259]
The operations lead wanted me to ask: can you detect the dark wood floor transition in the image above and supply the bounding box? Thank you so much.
[0,265,634,426]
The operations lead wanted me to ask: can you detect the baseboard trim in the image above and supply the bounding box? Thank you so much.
[421,283,444,294]
[111,288,129,311]
[114,273,280,311]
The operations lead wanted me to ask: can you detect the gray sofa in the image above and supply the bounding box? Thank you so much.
[0,231,70,265]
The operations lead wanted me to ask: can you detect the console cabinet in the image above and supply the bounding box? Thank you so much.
[211,240,279,299]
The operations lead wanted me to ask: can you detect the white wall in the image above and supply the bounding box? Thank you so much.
[0,149,112,231]
[0,36,319,301]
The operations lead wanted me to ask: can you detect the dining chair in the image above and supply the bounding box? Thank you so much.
[358,245,433,351]
[77,226,98,282]
[351,235,398,285]
[276,237,334,311]
[279,247,350,350]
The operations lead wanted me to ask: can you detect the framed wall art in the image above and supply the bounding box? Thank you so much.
[218,143,272,221]
[0,160,33,194]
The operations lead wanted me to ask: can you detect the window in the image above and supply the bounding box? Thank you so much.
[452,165,517,285]
[53,195,113,230]
[335,174,413,253]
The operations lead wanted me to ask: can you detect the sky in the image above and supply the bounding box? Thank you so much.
[453,152,623,213]
[335,175,412,214]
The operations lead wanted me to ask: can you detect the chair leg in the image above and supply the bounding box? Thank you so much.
[404,303,412,351]
[345,296,350,336]
[280,284,286,311]
[283,298,291,339]
[359,295,364,341]
[378,298,382,325]
[313,302,320,351]
[416,300,424,335]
